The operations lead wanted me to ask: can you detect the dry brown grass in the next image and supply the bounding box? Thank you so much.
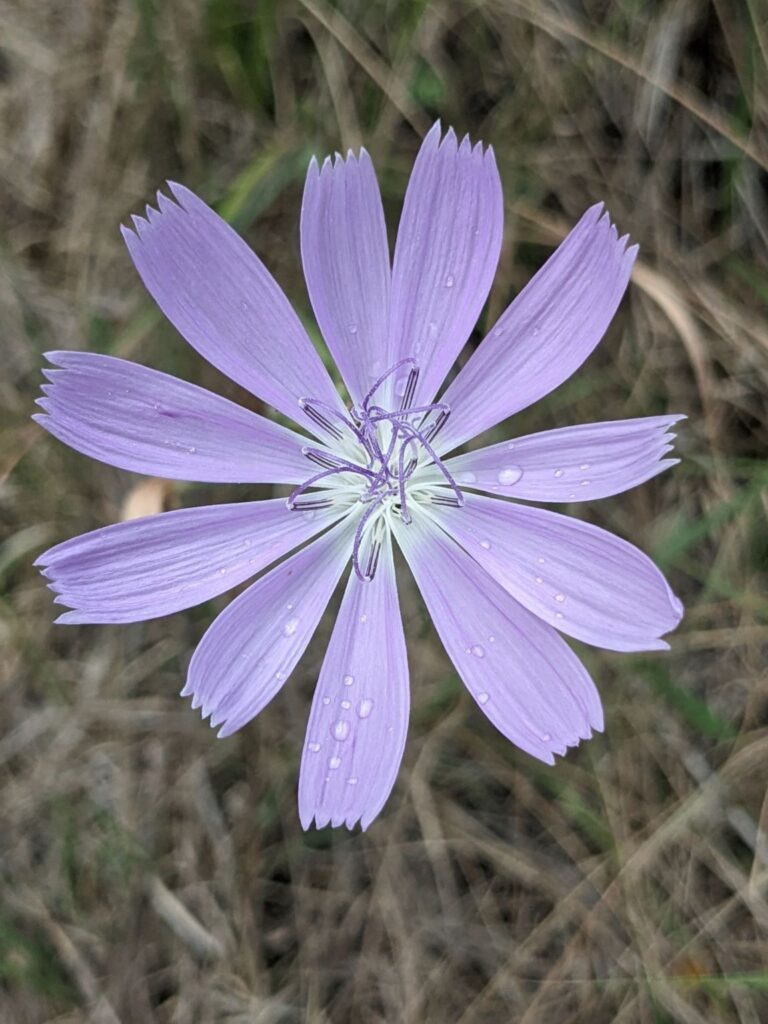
[1,1,767,1021]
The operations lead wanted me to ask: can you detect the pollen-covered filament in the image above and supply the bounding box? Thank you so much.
[288,359,463,581]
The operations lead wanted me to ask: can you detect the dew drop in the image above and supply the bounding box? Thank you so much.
[275,671,285,681]
[346,777,358,786]
[357,699,374,719]
[359,613,368,624]
[328,755,342,769]
[535,576,543,584]
[444,273,455,288]
[506,442,515,450]
[554,593,565,603]
[188,446,197,453]
[493,327,503,337]
[477,691,490,705]
[480,539,491,550]
[540,731,552,742]
[555,612,563,620]
[348,323,358,335]
[243,539,252,548]
[532,325,541,336]
[282,617,299,637]
[341,700,351,710]
[343,674,354,687]
[287,603,294,611]
[554,469,564,478]
[537,557,545,565]
[331,720,350,741]
[308,741,321,753]
[497,466,522,486]
[579,463,591,471]
[322,696,331,706]
[470,644,485,658]
[569,493,576,499]
[581,480,590,486]
[488,635,496,643]
[459,471,477,484]
[219,568,227,575]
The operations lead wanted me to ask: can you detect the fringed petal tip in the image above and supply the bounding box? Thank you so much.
[300,810,373,833]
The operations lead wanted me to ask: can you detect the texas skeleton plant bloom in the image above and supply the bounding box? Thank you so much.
[35,123,683,830]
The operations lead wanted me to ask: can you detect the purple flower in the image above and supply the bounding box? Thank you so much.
[34,123,684,830]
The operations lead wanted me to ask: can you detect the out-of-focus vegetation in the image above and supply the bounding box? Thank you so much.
[1,1,766,1021]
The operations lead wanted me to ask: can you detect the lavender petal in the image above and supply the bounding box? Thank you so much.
[299,534,409,831]
[394,507,603,763]
[439,415,684,502]
[34,351,313,483]
[38,500,342,624]
[122,184,346,437]
[301,149,391,406]
[389,122,503,408]
[437,204,638,453]
[430,492,683,652]
[182,518,353,738]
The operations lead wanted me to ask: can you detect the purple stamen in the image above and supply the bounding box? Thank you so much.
[293,361,461,579]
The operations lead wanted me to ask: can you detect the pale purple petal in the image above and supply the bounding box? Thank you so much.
[182,517,353,738]
[439,416,683,502]
[437,205,638,453]
[299,534,408,831]
[122,184,345,437]
[393,508,602,763]
[388,122,503,407]
[34,351,313,483]
[430,493,683,652]
[301,150,391,406]
[37,499,340,624]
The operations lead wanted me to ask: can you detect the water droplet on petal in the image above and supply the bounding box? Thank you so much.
[322,696,331,706]
[346,777,358,785]
[506,442,515,450]
[554,594,565,603]
[283,617,299,637]
[243,539,252,548]
[540,731,552,742]
[341,700,351,710]
[219,568,227,575]
[308,741,321,753]
[554,469,564,478]
[537,557,545,565]
[343,674,354,687]
[331,720,350,741]
[535,576,543,584]
[480,539,491,550]
[459,471,477,484]
[444,273,455,288]
[359,613,368,624]
[470,644,485,658]
[497,466,522,486]
[555,612,563,620]
[477,691,490,705]
[328,755,342,769]
[579,463,590,470]
[357,699,374,719]
[488,635,496,643]
[581,480,590,486]
[348,323,358,335]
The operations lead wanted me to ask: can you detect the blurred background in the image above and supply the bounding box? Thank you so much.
[1,1,767,1021]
